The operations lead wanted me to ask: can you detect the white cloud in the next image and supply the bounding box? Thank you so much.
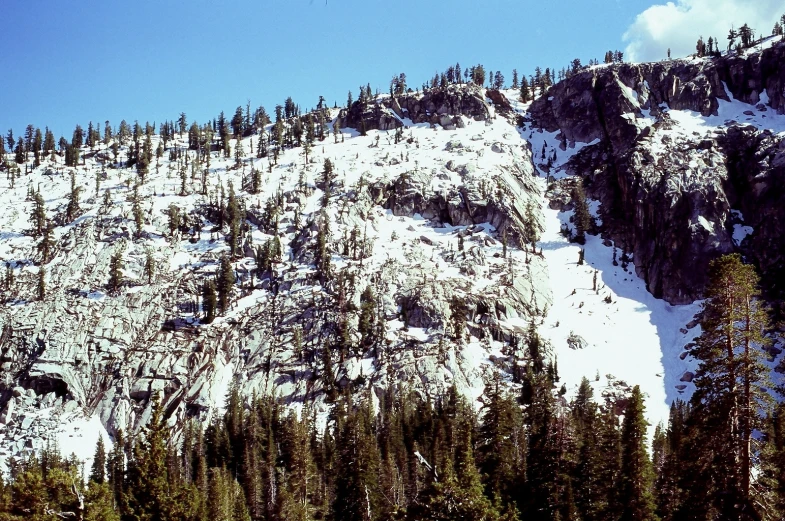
[623,0,783,63]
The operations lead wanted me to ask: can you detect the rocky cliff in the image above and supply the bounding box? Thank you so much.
[0,95,549,462]
[528,37,785,304]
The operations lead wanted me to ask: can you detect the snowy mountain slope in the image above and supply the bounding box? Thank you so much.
[2,40,785,468]
[0,93,551,468]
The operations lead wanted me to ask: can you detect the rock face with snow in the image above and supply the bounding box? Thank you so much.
[0,100,548,463]
[2,38,785,466]
[343,83,493,131]
[529,38,785,303]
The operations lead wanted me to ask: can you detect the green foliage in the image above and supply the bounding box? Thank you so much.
[681,253,771,518]
[358,285,376,348]
[217,255,235,313]
[620,386,657,521]
[30,190,46,237]
[226,182,241,257]
[37,267,45,301]
[89,436,106,485]
[132,188,144,237]
[449,296,467,342]
[571,180,591,244]
[65,172,82,222]
[107,251,123,295]
[202,280,217,324]
[37,220,54,264]
[168,204,180,238]
[333,396,383,521]
[477,377,525,505]
[144,250,155,284]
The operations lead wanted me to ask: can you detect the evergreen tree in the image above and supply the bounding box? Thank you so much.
[686,253,770,519]
[322,158,334,207]
[126,396,180,520]
[226,182,241,258]
[520,76,531,103]
[37,220,54,263]
[66,171,82,222]
[761,403,785,519]
[333,396,383,521]
[207,466,251,521]
[655,400,688,521]
[30,190,46,237]
[572,180,591,244]
[132,191,144,237]
[358,285,376,348]
[619,386,657,521]
[106,428,128,515]
[168,204,180,238]
[90,436,107,484]
[477,377,524,506]
[278,410,318,521]
[522,371,561,521]
[315,210,331,281]
[107,251,123,295]
[179,112,188,136]
[144,250,155,284]
[203,280,217,324]
[449,296,467,342]
[572,378,616,521]
[217,255,235,313]
[37,267,46,301]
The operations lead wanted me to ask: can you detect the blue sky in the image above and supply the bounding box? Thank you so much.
[0,0,778,140]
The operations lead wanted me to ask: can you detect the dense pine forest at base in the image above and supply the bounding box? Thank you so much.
[2,355,785,521]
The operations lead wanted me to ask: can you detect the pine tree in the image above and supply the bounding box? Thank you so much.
[315,210,331,281]
[107,251,123,295]
[278,410,318,521]
[687,253,770,518]
[37,220,54,263]
[144,250,155,284]
[126,396,177,520]
[572,180,591,244]
[449,296,467,342]
[761,403,785,518]
[207,466,251,521]
[132,190,144,237]
[522,371,561,521]
[66,171,82,222]
[477,376,524,506]
[333,396,383,521]
[90,436,107,484]
[226,182,241,257]
[217,255,235,313]
[37,267,46,301]
[358,285,376,348]
[168,204,180,238]
[409,394,499,521]
[322,158,334,207]
[106,428,127,515]
[520,76,530,103]
[619,386,657,521]
[572,379,613,521]
[655,400,688,521]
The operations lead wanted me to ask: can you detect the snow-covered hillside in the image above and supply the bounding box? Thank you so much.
[2,63,784,469]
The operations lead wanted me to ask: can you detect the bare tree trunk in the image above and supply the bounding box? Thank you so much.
[741,294,752,498]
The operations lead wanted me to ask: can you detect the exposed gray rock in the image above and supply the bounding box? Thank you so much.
[531,40,785,303]
[567,332,588,350]
[342,84,493,133]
